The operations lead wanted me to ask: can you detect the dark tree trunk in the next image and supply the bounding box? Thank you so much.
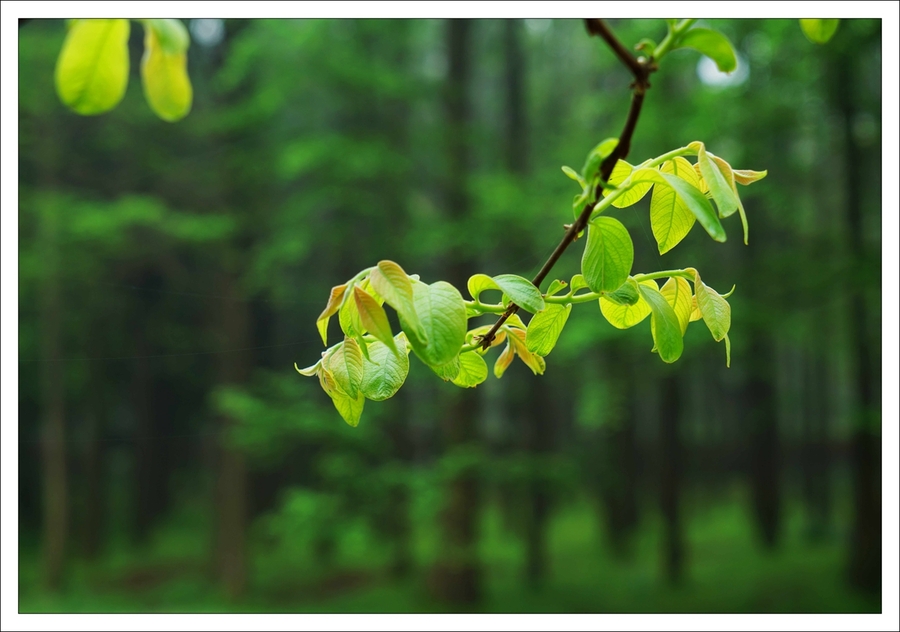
[82,360,106,559]
[746,337,781,549]
[801,353,832,541]
[659,372,684,584]
[39,201,67,590]
[524,378,552,587]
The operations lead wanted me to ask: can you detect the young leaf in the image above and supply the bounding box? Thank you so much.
[710,153,751,244]
[562,165,585,187]
[638,284,684,363]
[368,260,425,341]
[545,279,568,297]
[570,274,589,293]
[677,27,737,73]
[339,289,364,337]
[324,337,364,399]
[354,286,398,354]
[604,160,653,208]
[600,279,656,329]
[800,19,840,44]
[690,295,702,322]
[692,144,738,217]
[55,19,131,115]
[316,284,348,346]
[143,19,190,54]
[631,167,726,242]
[581,216,634,294]
[733,169,768,186]
[581,138,619,180]
[294,360,321,377]
[401,280,467,368]
[660,277,693,334]
[330,389,366,427]
[494,343,515,379]
[604,281,640,306]
[525,303,572,357]
[724,333,732,368]
[650,157,700,254]
[141,20,192,122]
[695,275,731,342]
[451,352,488,388]
[492,274,545,314]
[507,329,546,375]
[505,313,528,330]
[431,355,461,381]
[467,273,501,301]
[361,333,410,401]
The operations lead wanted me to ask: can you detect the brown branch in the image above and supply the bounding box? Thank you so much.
[479,19,654,350]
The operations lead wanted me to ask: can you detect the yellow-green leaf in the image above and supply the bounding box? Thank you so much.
[330,389,365,427]
[141,21,192,122]
[581,216,634,294]
[492,274,545,314]
[733,169,768,186]
[677,27,737,73]
[55,19,130,115]
[800,19,840,45]
[143,19,190,54]
[316,284,348,346]
[638,284,684,364]
[467,273,501,301]
[691,143,738,217]
[431,355,461,381]
[604,160,653,209]
[324,337,364,399]
[361,333,410,401]
[401,280,467,368]
[650,157,700,254]
[525,303,571,357]
[631,166,726,242]
[660,277,693,334]
[369,260,424,342]
[494,343,515,378]
[600,279,657,329]
[353,286,398,354]
[695,279,731,342]
[507,329,546,375]
[451,352,488,388]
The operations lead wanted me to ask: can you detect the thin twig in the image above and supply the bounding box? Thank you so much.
[479,19,654,350]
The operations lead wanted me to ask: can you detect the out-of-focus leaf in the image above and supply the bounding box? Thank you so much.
[677,27,737,73]
[800,19,840,44]
[55,19,130,115]
[141,20,192,122]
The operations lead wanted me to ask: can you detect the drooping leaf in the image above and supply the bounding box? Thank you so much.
[401,280,467,368]
[581,138,619,180]
[361,333,410,401]
[604,160,653,208]
[324,337,365,399]
[710,154,751,243]
[677,27,737,73]
[494,343,515,378]
[733,169,768,186]
[354,285,398,354]
[694,273,731,342]
[800,19,840,44]
[143,19,189,54]
[467,273,500,301]
[451,352,489,388]
[316,284,348,346]
[339,289,363,337]
[631,167,726,242]
[369,260,424,341]
[638,284,684,363]
[492,274,545,314]
[330,389,366,427]
[660,277,693,334]
[507,329,546,375]
[691,143,738,217]
[690,295,703,322]
[294,360,321,377]
[650,157,700,254]
[562,165,585,187]
[581,216,634,294]
[525,303,572,357]
[141,20,192,122]
[55,19,131,115]
[604,281,640,306]
[600,279,656,329]
[431,355,461,381]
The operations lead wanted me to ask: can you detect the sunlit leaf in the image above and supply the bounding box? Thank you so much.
[638,284,684,363]
[604,160,653,208]
[401,280,467,368]
[545,279,568,297]
[294,360,320,377]
[431,355,461,381]
[600,279,657,329]
[507,329,546,375]
[361,333,410,401]
[492,274,545,314]
[650,157,700,254]
[695,273,731,342]
[467,273,500,301]
[690,143,738,217]
[451,352,488,388]
[494,343,515,379]
[525,303,571,357]
[368,260,425,341]
[143,19,189,54]
[562,165,585,187]
[800,19,840,44]
[604,281,640,306]
[324,337,364,399]
[660,277,693,334]
[690,295,702,322]
[354,286,397,354]
[631,166,725,242]
[581,216,634,294]
[141,20,192,122]
[55,19,130,115]
[581,137,619,180]
[570,274,589,293]
[733,169,768,186]
[677,27,737,73]
[330,389,365,427]
[316,284,348,346]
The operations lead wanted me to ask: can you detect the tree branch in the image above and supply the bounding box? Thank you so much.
[479,19,654,350]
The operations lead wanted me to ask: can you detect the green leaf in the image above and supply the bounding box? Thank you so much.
[141,20,192,122]
[431,355,461,381]
[600,280,656,329]
[638,284,684,363]
[650,158,700,254]
[316,284,348,346]
[493,343,515,378]
[733,169,768,186]
[724,333,732,368]
[330,389,366,427]
[324,337,364,399]
[55,19,130,115]
[581,216,634,294]
[604,160,653,208]
[545,279,568,297]
[562,165,585,187]
[143,19,190,54]
[691,143,738,217]
[694,274,731,342]
[368,260,424,342]
[492,274,545,314]
[659,277,693,335]
[294,360,320,377]
[570,274,589,293]
[581,138,619,180]
[631,167,726,242]
[605,281,640,306]
[467,273,500,301]
[361,333,410,401]
[710,153,750,243]
[677,27,737,73]
[451,352,488,388]
[354,286,398,354]
[339,288,364,337]
[401,280,467,368]
[525,303,571,356]
[800,19,840,44]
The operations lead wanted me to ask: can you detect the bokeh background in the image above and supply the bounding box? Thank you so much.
[17,18,883,613]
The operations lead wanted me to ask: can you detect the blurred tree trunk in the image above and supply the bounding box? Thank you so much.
[214,270,251,600]
[131,322,156,543]
[431,18,481,606]
[39,199,67,590]
[801,353,832,541]
[746,337,781,549]
[524,378,552,587]
[659,372,684,584]
[834,44,881,593]
[83,358,106,558]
